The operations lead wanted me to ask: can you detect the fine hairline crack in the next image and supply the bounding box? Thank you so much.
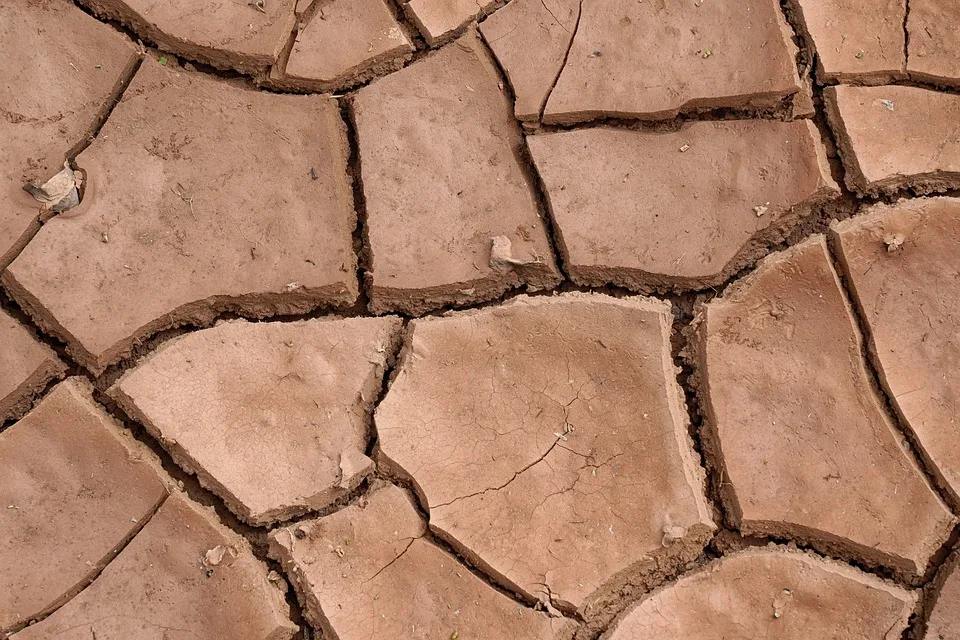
[428,379,591,510]
[430,435,564,509]
[361,536,417,584]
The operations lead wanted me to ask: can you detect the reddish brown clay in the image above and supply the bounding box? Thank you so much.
[907,0,960,87]
[0,379,168,635]
[268,484,560,639]
[0,0,138,269]
[602,548,915,639]
[528,120,839,292]
[75,0,296,74]
[825,85,960,195]
[543,0,801,124]
[354,29,560,314]
[375,294,714,629]
[694,236,956,581]
[0,310,65,422]
[11,492,296,640]
[266,0,414,92]
[479,0,580,121]
[404,0,498,46]
[3,60,357,375]
[788,0,906,84]
[927,551,960,639]
[110,317,402,525]
[831,198,960,506]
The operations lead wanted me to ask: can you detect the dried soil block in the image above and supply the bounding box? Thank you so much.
[544,0,801,124]
[269,484,558,639]
[12,492,296,640]
[375,294,715,627]
[110,317,402,525]
[268,0,414,92]
[404,0,498,46]
[694,236,956,581]
[907,0,960,87]
[831,198,960,506]
[927,552,960,639]
[354,30,560,314]
[825,85,960,195]
[3,61,357,375]
[788,0,906,84]
[528,121,839,293]
[0,0,138,269]
[76,0,296,74]
[479,0,580,121]
[0,310,65,422]
[602,548,916,639]
[0,379,168,635]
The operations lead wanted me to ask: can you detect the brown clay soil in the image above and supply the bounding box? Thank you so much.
[2,0,960,639]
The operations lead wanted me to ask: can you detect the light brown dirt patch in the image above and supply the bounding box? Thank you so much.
[3,59,358,374]
[694,235,956,581]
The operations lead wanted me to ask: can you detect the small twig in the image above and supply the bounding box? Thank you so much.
[171,183,196,219]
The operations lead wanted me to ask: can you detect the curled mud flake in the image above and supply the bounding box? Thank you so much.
[23,162,81,213]
[266,570,288,592]
[337,447,372,490]
[489,235,540,270]
[772,588,793,619]
[202,544,236,568]
[883,233,905,252]
[661,523,688,547]
[536,597,563,618]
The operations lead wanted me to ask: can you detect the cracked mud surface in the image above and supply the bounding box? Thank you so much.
[693,235,955,581]
[374,294,714,628]
[3,0,960,638]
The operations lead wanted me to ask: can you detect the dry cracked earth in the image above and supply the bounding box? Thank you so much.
[2,0,960,638]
